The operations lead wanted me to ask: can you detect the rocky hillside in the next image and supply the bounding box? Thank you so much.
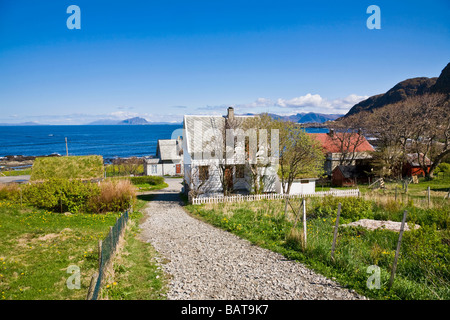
[344,62,449,117]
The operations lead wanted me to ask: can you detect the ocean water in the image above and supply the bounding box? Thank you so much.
[0,125,328,161]
[0,125,184,161]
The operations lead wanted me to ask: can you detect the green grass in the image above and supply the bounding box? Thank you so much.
[0,192,167,300]
[0,168,32,176]
[109,176,169,192]
[30,156,104,181]
[0,201,121,300]
[185,195,450,300]
[99,207,167,300]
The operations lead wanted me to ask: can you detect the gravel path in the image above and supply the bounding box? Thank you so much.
[139,178,366,300]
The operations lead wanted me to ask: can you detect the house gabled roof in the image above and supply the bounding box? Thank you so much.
[156,139,182,161]
[183,113,253,155]
[308,132,374,154]
[405,153,432,166]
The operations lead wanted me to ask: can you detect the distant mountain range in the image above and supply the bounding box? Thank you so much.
[88,113,343,126]
[343,62,450,118]
[266,112,343,123]
[6,62,449,128]
[0,121,46,126]
[86,117,180,125]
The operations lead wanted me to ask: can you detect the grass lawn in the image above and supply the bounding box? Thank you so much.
[0,197,167,300]
[109,176,169,192]
[0,201,120,300]
[98,199,167,300]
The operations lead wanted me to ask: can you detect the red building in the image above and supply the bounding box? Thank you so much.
[308,130,375,176]
[403,153,432,177]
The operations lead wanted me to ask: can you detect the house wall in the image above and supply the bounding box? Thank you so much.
[161,161,182,176]
[403,164,430,177]
[145,161,183,177]
[144,163,163,176]
[279,179,316,195]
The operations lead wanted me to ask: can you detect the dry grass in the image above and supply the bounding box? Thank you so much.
[89,179,137,213]
[0,183,21,200]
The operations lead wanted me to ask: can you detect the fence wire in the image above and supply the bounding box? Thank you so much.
[88,210,129,300]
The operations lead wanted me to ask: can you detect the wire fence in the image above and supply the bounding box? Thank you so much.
[87,210,129,300]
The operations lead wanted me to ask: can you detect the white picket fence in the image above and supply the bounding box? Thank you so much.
[191,189,360,205]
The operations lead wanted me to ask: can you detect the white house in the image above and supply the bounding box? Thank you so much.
[144,137,183,176]
[182,107,316,197]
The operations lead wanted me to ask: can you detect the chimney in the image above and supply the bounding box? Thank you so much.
[227,107,234,120]
[328,128,335,137]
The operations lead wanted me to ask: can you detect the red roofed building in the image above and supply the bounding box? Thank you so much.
[308,129,375,176]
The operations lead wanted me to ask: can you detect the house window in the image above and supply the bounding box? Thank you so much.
[199,166,209,181]
[151,165,158,174]
[300,179,309,184]
[236,165,245,179]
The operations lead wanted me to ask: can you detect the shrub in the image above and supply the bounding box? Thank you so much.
[22,179,136,214]
[88,179,136,213]
[129,176,164,186]
[22,179,100,213]
[0,183,21,201]
[435,162,450,175]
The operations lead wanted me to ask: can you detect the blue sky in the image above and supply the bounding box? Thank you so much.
[0,0,449,124]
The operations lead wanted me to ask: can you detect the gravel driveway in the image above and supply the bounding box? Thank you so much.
[139,178,366,300]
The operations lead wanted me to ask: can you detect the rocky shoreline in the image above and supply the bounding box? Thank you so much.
[0,155,42,170]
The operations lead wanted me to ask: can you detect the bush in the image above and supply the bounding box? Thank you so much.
[22,179,100,213]
[21,179,136,214]
[88,179,136,213]
[129,176,164,186]
[435,162,450,175]
[0,183,21,201]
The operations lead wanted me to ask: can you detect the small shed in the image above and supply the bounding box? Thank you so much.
[277,178,317,195]
[403,153,432,177]
[332,165,369,187]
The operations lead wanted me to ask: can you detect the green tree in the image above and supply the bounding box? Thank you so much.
[277,121,324,194]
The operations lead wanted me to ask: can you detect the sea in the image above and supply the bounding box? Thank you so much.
[0,125,328,162]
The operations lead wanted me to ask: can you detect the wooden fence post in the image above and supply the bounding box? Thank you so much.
[284,194,289,217]
[98,240,102,270]
[330,203,342,262]
[427,186,430,207]
[388,210,407,290]
[86,272,98,300]
[110,226,114,253]
[302,198,307,250]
